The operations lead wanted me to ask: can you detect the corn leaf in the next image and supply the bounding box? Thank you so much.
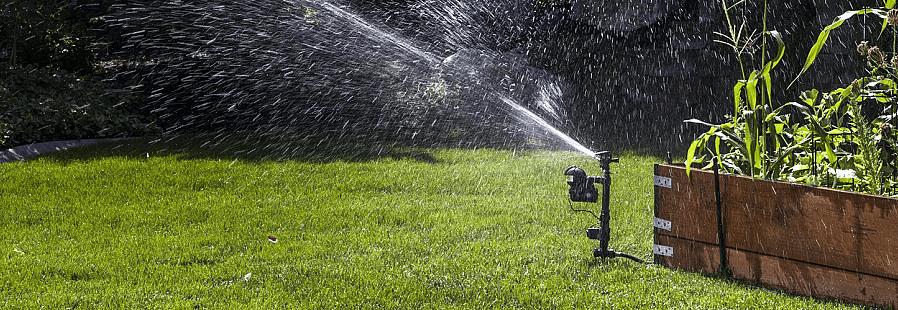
[790,9,883,88]
[746,71,759,109]
[684,119,717,127]
[766,136,812,179]
[733,81,745,117]
[825,140,838,163]
[742,112,757,174]
[881,0,896,37]
[685,129,715,177]
[685,138,701,176]
[761,31,786,76]
[715,136,722,171]
[761,31,786,102]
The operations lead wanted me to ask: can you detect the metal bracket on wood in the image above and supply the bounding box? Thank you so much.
[653,217,672,231]
[653,244,674,257]
[654,176,672,188]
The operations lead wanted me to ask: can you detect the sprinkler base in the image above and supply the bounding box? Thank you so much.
[593,249,645,264]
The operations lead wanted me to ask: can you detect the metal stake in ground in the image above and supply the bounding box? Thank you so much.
[565,151,644,263]
[713,157,730,277]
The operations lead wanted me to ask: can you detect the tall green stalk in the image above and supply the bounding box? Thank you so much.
[688,0,787,177]
[718,0,747,80]
[760,0,769,176]
[715,0,746,124]
[761,0,768,72]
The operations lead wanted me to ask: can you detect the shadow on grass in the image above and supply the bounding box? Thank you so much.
[579,257,856,307]
[617,263,859,308]
[43,134,440,164]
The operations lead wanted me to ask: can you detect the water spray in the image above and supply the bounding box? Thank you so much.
[565,151,644,263]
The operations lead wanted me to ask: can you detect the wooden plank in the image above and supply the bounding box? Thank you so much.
[720,173,863,278]
[655,235,898,308]
[854,193,898,285]
[654,164,898,281]
[654,164,718,243]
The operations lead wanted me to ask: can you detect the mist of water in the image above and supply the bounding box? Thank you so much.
[103,0,598,158]
[318,2,440,64]
[498,96,594,157]
[316,1,595,156]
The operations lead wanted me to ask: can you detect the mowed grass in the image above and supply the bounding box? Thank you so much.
[0,140,857,308]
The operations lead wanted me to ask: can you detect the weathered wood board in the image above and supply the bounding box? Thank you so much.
[653,164,898,307]
[655,235,898,306]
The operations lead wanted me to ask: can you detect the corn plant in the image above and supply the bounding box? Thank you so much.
[686,0,898,196]
[686,0,790,178]
[783,88,855,186]
[786,1,898,194]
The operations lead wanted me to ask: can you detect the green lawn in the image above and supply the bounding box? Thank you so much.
[0,139,857,308]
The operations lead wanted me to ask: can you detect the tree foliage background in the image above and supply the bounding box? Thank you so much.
[0,0,152,148]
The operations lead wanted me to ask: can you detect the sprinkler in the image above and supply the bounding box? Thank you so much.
[565,151,644,263]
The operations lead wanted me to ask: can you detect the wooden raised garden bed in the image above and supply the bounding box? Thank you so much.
[653,164,898,307]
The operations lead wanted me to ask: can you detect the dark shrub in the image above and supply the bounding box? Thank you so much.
[0,66,156,148]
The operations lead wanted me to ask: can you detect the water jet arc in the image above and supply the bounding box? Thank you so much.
[315,1,595,157]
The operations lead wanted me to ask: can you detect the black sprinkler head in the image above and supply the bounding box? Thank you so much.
[565,166,587,186]
[565,166,598,203]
